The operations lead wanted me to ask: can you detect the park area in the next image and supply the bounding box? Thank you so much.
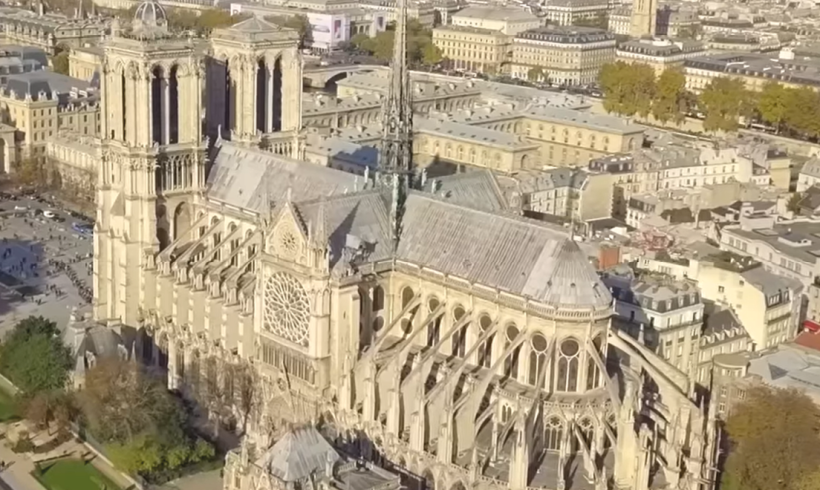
[0,384,18,422]
[32,458,121,490]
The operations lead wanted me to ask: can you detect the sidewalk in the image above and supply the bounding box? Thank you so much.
[0,440,44,490]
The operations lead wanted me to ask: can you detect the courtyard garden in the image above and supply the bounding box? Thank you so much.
[32,458,122,490]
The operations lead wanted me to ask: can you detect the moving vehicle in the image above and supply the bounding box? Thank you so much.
[43,210,56,219]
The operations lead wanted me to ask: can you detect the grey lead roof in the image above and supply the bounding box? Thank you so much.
[205,142,610,309]
[207,142,359,212]
[256,426,340,482]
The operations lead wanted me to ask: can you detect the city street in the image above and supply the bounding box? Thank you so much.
[0,194,94,335]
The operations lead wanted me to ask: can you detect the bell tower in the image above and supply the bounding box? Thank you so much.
[209,17,302,157]
[94,0,206,326]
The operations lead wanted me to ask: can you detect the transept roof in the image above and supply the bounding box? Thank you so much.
[204,142,613,311]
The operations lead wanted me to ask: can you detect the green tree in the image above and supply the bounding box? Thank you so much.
[756,82,789,132]
[421,41,443,67]
[78,358,214,479]
[527,66,544,82]
[265,14,312,48]
[598,62,656,117]
[699,77,751,132]
[350,32,371,52]
[788,192,804,213]
[651,67,688,124]
[0,317,71,394]
[13,157,46,187]
[721,386,820,490]
[52,52,69,76]
[783,86,820,139]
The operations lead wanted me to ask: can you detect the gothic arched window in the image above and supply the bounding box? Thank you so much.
[528,333,548,386]
[586,335,603,390]
[401,286,415,309]
[372,285,385,312]
[556,338,580,392]
[545,416,563,451]
[427,296,441,347]
[478,314,493,368]
[578,417,594,448]
[452,305,467,357]
[504,323,520,379]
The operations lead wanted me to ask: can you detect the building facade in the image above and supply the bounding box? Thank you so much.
[432,26,510,74]
[0,71,99,161]
[451,6,541,36]
[510,26,615,86]
[86,3,721,490]
[615,39,705,76]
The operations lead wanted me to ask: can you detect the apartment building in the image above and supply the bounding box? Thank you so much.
[451,6,541,36]
[684,50,820,94]
[659,146,771,190]
[798,157,820,193]
[510,26,615,86]
[432,25,510,74]
[616,38,705,76]
[541,0,609,27]
[604,273,704,378]
[496,167,614,222]
[694,252,803,350]
[588,152,661,219]
[719,219,820,287]
[0,71,99,161]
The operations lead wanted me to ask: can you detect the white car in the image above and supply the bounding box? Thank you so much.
[13,205,26,211]
[43,210,56,219]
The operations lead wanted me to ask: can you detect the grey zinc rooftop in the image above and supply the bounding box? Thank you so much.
[725,221,820,266]
[524,106,644,135]
[453,5,538,22]
[3,71,92,101]
[740,266,802,297]
[801,157,820,179]
[256,426,340,482]
[415,117,537,149]
[421,170,509,212]
[206,142,359,212]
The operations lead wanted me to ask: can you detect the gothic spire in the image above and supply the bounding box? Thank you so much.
[379,0,413,251]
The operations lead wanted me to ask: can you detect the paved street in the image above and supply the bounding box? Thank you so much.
[0,195,93,335]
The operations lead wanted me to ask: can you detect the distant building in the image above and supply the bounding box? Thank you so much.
[684,50,819,94]
[0,8,108,54]
[431,25,511,74]
[0,70,99,164]
[616,38,705,76]
[605,272,704,380]
[541,0,609,27]
[451,5,541,36]
[630,0,657,37]
[510,26,616,86]
[695,252,803,350]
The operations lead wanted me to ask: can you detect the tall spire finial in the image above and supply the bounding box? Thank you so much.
[379,0,413,251]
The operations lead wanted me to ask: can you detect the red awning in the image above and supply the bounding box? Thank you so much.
[805,320,820,332]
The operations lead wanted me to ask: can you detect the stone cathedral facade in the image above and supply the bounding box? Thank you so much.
[92,2,721,490]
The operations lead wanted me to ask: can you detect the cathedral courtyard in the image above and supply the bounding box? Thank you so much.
[0,196,93,334]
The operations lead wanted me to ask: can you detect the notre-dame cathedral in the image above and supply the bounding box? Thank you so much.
[91,1,720,490]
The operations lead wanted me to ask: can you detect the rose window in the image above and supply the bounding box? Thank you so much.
[263,272,310,345]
